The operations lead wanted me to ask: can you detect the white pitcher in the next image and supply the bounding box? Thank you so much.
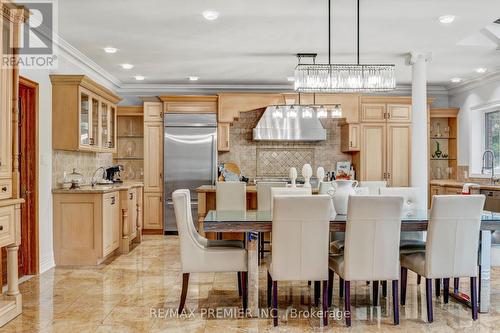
[328,179,359,215]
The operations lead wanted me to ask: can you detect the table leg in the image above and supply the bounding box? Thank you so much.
[479,230,491,313]
[246,232,259,316]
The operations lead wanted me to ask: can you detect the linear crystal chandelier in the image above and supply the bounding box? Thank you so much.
[294,0,396,93]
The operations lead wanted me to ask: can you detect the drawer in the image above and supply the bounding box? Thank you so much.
[0,205,15,247]
[0,179,12,200]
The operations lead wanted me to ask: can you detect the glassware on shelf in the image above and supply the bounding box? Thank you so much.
[446,167,453,178]
[435,123,442,138]
[125,141,136,157]
[435,167,442,180]
[444,126,450,138]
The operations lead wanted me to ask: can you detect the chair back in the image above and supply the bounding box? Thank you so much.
[359,181,387,195]
[379,187,419,215]
[354,187,370,195]
[425,195,485,278]
[319,181,335,195]
[216,181,246,211]
[173,189,209,271]
[343,196,403,281]
[270,187,312,213]
[256,182,287,211]
[271,195,331,281]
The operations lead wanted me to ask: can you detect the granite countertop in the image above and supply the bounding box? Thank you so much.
[53,182,143,194]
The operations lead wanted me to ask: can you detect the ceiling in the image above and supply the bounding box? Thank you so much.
[57,0,500,87]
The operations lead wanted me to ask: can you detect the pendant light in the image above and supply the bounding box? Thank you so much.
[294,0,396,92]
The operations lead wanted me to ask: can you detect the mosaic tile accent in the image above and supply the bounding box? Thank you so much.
[257,148,314,177]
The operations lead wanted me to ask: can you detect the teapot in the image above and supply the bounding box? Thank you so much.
[327,179,359,214]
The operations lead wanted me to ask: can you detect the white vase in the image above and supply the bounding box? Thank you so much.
[328,179,359,214]
[302,164,312,188]
[289,167,297,188]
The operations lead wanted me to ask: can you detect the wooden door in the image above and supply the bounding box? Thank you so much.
[144,192,163,229]
[387,124,411,187]
[100,99,109,149]
[3,77,38,283]
[144,123,163,192]
[361,103,386,122]
[78,87,92,149]
[341,124,360,152]
[360,124,386,181]
[387,104,412,123]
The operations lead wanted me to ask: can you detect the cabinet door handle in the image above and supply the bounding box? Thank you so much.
[1,187,6,192]
[89,138,95,145]
[129,192,133,200]
[350,141,353,147]
[383,172,387,180]
[0,225,3,231]
[387,172,391,179]
[387,112,391,119]
[111,196,116,205]
[0,161,2,166]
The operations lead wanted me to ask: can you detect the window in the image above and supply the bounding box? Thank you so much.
[484,110,500,171]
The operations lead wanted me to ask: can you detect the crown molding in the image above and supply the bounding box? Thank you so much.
[448,69,500,96]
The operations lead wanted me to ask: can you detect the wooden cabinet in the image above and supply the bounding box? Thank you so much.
[341,124,360,152]
[51,75,121,152]
[144,102,163,122]
[360,124,386,181]
[144,101,164,231]
[128,188,138,240]
[161,96,217,114]
[358,123,411,187]
[361,103,386,122]
[387,124,411,187]
[0,206,15,248]
[387,104,412,123]
[53,191,121,265]
[218,123,230,152]
[102,192,119,257]
[144,122,163,192]
[144,192,163,230]
[0,59,12,180]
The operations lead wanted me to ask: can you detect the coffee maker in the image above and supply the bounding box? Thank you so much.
[105,165,124,183]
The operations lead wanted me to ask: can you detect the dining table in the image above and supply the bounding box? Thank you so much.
[203,209,500,315]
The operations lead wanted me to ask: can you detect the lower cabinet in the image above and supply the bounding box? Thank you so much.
[144,192,163,230]
[103,192,120,257]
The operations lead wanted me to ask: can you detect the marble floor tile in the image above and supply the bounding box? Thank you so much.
[1,235,499,332]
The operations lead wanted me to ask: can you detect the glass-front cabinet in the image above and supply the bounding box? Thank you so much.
[52,75,121,152]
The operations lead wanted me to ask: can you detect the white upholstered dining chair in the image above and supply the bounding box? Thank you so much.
[270,187,312,213]
[328,196,404,326]
[400,195,485,323]
[256,182,287,260]
[359,181,387,195]
[216,181,246,211]
[173,189,248,312]
[267,195,332,326]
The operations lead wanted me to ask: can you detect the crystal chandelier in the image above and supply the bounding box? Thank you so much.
[294,0,396,93]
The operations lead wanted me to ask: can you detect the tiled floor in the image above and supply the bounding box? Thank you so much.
[2,235,500,332]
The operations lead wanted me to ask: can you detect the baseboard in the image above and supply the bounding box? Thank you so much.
[164,231,178,235]
[142,229,164,235]
[39,253,55,273]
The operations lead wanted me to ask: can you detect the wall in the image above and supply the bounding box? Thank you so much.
[20,53,120,273]
[449,75,500,169]
[52,151,113,188]
[219,109,352,180]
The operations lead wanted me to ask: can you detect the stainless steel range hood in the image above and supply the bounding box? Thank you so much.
[253,105,327,141]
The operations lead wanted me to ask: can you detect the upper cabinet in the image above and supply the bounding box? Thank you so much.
[361,98,412,123]
[51,75,122,153]
[161,95,218,114]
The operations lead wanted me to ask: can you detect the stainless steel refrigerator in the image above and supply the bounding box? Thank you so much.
[164,113,217,232]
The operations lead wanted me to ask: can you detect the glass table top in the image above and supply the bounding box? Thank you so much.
[204,210,500,223]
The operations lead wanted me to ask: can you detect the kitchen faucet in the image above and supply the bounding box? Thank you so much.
[482,150,499,184]
[90,166,106,187]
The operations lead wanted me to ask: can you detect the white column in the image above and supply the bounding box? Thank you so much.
[409,52,431,210]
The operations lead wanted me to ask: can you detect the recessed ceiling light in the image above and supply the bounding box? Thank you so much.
[103,47,118,54]
[287,77,295,82]
[475,67,487,74]
[450,77,462,83]
[188,76,199,81]
[439,15,456,24]
[134,75,145,81]
[202,10,219,21]
[121,63,134,70]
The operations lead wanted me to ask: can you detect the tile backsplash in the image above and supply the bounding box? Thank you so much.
[218,109,352,180]
[52,150,113,188]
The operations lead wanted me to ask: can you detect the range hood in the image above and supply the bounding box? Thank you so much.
[253,105,327,141]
